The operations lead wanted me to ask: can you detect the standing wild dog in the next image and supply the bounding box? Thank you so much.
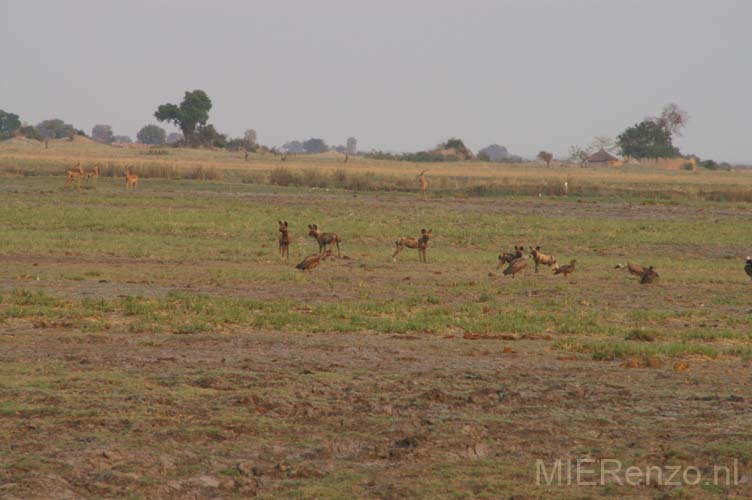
[278,221,291,260]
[65,162,85,188]
[529,246,557,273]
[125,167,139,190]
[393,229,432,263]
[84,163,100,184]
[307,224,341,257]
[746,257,752,280]
[498,245,524,269]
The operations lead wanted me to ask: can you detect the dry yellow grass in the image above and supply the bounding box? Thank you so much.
[3,137,752,200]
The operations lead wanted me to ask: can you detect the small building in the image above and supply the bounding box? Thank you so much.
[586,148,620,166]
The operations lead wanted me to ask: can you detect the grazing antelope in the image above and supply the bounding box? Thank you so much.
[745,257,752,280]
[392,229,432,263]
[307,224,341,257]
[418,170,428,196]
[125,167,139,190]
[84,163,100,184]
[640,266,659,284]
[296,249,333,271]
[64,162,85,188]
[530,246,557,273]
[498,245,524,269]
[553,259,577,277]
[278,221,291,260]
[503,256,528,278]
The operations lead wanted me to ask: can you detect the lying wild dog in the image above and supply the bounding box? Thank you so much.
[498,245,524,269]
[530,246,557,273]
[393,229,432,263]
[746,257,752,279]
[553,259,577,278]
[308,224,341,257]
[615,262,646,277]
[278,221,291,260]
[296,249,333,271]
[640,266,659,284]
[503,255,528,278]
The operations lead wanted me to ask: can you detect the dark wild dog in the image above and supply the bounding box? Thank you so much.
[296,249,333,271]
[278,221,291,260]
[640,266,659,284]
[308,224,341,257]
[503,255,528,278]
[498,245,524,269]
[553,259,577,278]
[393,229,432,263]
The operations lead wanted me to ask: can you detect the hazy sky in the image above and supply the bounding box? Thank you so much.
[2,1,751,161]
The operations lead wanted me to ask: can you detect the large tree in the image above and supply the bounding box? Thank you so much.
[0,110,21,140]
[537,150,553,167]
[652,103,689,137]
[346,137,357,155]
[244,129,257,149]
[154,90,212,145]
[91,124,114,144]
[36,119,76,140]
[477,144,509,162]
[282,140,305,153]
[303,138,328,154]
[617,120,678,159]
[137,124,167,145]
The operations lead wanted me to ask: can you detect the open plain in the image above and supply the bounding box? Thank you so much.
[1,140,752,499]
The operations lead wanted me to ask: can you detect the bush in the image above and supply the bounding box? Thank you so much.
[269,167,297,186]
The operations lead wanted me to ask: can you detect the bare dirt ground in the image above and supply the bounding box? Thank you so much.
[2,328,750,499]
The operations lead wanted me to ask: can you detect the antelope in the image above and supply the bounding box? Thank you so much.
[125,167,139,190]
[503,255,528,278]
[498,245,524,269]
[392,229,432,263]
[64,162,85,188]
[529,246,557,273]
[640,266,659,284]
[278,221,291,260]
[553,259,577,278]
[418,170,428,196]
[84,163,100,184]
[307,224,341,257]
[296,249,333,271]
[745,257,752,280]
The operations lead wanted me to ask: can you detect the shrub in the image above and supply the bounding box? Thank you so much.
[269,167,297,186]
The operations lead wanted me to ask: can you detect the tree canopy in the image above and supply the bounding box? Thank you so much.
[36,119,77,140]
[154,90,212,145]
[537,150,553,167]
[617,120,679,159]
[137,124,167,145]
[303,138,328,154]
[346,137,357,155]
[91,124,114,144]
[0,110,21,140]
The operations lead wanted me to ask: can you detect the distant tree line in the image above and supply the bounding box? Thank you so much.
[0,97,734,168]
